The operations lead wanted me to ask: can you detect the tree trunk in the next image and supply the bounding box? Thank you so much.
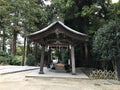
[26,40,30,56]
[116,59,120,80]
[34,42,38,65]
[22,36,26,66]
[2,29,5,51]
[12,30,17,56]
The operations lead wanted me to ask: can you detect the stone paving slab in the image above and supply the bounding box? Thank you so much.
[26,67,89,79]
[0,66,39,75]
[0,66,18,70]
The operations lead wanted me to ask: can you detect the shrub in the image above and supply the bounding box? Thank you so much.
[0,56,7,65]
[11,56,21,65]
[26,54,35,66]
[0,51,6,56]
[17,46,23,55]
[6,54,14,65]
[6,55,21,65]
[92,21,120,70]
[0,51,21,65]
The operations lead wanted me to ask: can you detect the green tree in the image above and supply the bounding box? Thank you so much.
[92,21,120,70]
[0,0,9,51]
[0,0,48,55]
[46,0,109,34]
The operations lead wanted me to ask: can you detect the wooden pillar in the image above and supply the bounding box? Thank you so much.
[67,45,70,66]
[69,45,72,67]
[34,42,38,65]
[85,43,88,66]
[39,45,45,74]
[47,48,51,68]
[70,45,76,75]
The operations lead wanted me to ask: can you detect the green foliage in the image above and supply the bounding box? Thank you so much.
[55,49,61,60]
[50,0,79,20]
[36,48,41,64]
[0,51,6,56]
[81,5,99,17]
[61,49,69,64]
[5,54,13,65]
[16,46,23,55]
[0,50,21,65]
[5,54,21,65]
[54,48,69,64]
[81,0,120,35]
[92,21,120,69]
[0,56,7,65]
[11,56,21,65]
[26,54,35,66]
[0,51,10,64]
[0,0,48,55]
[6,54,21,65]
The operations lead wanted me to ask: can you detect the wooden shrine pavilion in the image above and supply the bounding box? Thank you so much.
[27,21,89,75]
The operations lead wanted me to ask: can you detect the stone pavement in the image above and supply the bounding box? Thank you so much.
[26,67,89,79]
[0,66,39,75]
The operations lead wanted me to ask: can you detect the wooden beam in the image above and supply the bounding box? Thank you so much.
[48,44,69,48]
[39,45,45,74]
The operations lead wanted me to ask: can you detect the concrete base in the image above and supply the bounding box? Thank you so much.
[72,73,76,75]
[39,71,44,74]
[26,67,89,79]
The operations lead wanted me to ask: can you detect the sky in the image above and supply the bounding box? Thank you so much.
[43,0,51,5]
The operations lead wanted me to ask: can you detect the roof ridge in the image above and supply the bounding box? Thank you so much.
[27,21,88,37]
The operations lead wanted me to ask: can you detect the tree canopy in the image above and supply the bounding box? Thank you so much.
[92,21,120,69]
[0,0,48,55]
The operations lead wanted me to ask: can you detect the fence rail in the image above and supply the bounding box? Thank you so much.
[89,70,117,80]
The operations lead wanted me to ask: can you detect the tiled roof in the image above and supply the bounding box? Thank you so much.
[27,21,88,37]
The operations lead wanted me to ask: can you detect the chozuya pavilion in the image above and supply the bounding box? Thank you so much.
[27,20,89,75]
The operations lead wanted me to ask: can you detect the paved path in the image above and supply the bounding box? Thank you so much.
[26,67,89,79]
[0,69,120,90]
[0,66,39,75]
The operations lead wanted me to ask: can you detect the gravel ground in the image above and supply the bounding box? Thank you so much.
[0,66,120,90]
